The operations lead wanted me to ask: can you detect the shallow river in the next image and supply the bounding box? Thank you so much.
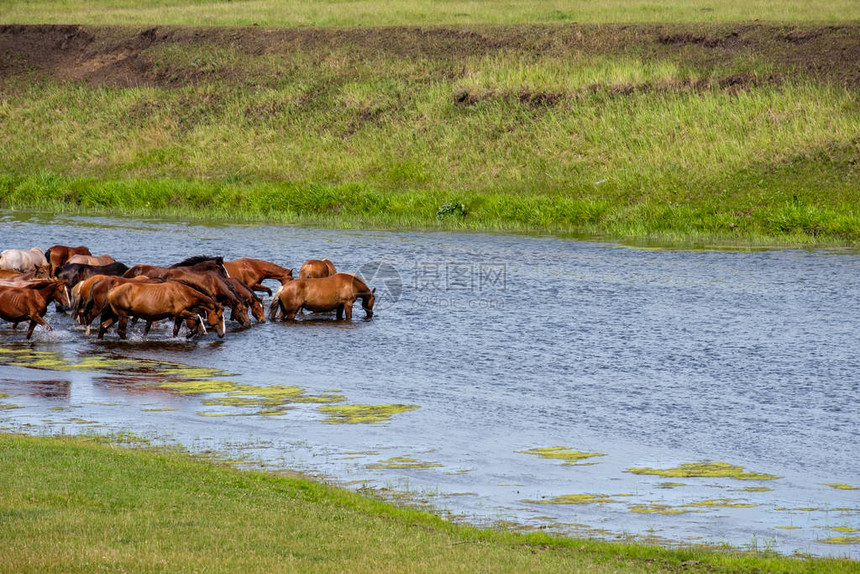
[1,211,858,558]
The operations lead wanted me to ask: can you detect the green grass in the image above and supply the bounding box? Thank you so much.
[1,0,858,26]
[0,18,858,245]
[1,432,856,572]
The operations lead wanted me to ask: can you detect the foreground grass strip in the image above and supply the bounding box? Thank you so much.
[0,434,856,573]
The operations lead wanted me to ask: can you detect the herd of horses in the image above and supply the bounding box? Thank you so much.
[0,245,376,340]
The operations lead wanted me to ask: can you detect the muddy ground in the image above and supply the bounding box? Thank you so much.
[1,23,858,89]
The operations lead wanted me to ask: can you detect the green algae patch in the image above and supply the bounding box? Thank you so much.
[820,536,860,545]
[517,446,605,466]
[158,380,240,394]
[657,482,687,489]
[776,526,802,530]
[828,527,859,533]
[141,407,177,412]
[193,384,347,416]
[824,482,860,490]
[629,504,706,515]
[0,403,23,410]
[686,498,756,509]
[202,396,284,407]
[522,493,625,505]
[625,461,780,481]
[367,456,442,470]
[731,486,773,493]
[319,404,419,425]
[157,365,232,379]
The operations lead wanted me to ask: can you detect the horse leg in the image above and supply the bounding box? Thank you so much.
[26,315,52,340]
[253,283,272,296]
[172,316,183,337]
[144,320,154,336]
[117,313,129,340]
[343,299,354,320]
[98,312,115,340]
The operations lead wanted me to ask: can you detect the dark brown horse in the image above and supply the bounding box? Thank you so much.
[45,245,91,276]
[100,281,225,340]
[124,256,229,280]
[67,254,115,266]
[0,279,71,339]
[55,261,129,288]
[269,273,375,321]
[227,277,265,323]
[224,258,292,295]
[298,258,337,279]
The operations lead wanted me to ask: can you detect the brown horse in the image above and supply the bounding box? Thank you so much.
[227,277,266,323]
[224,258,292,295]
[131,267,249,327]
[77,275,160,335]
[45,245,91,275]
[0,279,71,339]
[298,258,337,279]
[269,273,375,321]
[100,281,225,340]
[67,254,115,266]
[0,264,51,282]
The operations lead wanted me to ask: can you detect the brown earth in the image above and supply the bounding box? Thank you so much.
[0,23,859,89]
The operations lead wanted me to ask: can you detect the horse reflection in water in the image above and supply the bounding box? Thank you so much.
[99,281,225,340]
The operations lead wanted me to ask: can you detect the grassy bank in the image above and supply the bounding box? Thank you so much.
[1,23,859,245]
[0,433,855,573]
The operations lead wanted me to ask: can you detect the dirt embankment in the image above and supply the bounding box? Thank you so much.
[1,23,859,89]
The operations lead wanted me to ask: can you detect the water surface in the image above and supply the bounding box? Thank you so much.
[1,211,858,557]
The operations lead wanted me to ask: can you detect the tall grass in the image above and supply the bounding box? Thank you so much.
[1,0,858,26]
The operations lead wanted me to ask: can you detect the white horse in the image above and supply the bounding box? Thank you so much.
[0,247,48,272]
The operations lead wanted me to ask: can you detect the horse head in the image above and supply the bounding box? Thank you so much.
[250,297,266,323]
[361,287,376,318]
[206,303,226,338]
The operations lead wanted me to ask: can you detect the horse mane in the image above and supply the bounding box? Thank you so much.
[170,255,224,268]
[346,273,373,295]
[96,261,129,274]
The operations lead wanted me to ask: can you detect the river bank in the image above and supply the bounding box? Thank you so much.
[2,433,857,573]
[1,24,858,246]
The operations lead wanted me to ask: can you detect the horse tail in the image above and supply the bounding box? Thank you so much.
[44,247,54,274]
[268,291,282,321]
